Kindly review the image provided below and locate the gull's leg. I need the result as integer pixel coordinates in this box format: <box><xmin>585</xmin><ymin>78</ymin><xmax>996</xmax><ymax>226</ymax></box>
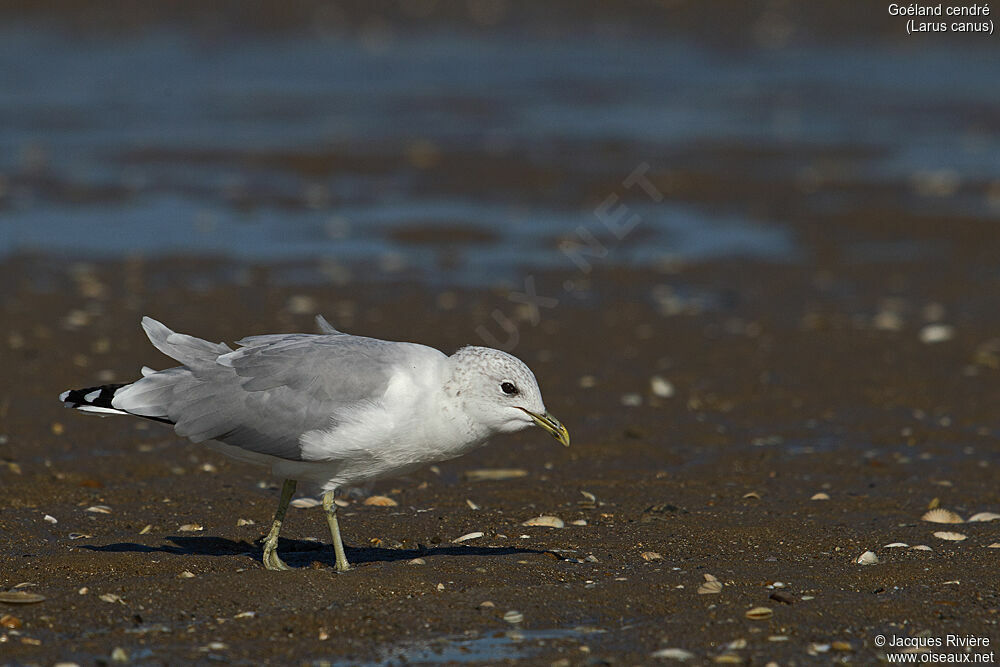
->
<box><xmin>262</xmin><ymin>478</ymin><xmax>297</xmax><ymax>571</ymax></box>
<box><xmin>322</xmin><ymin>490</ymin><xmax>350</xmax><ymax>572</ymax></box>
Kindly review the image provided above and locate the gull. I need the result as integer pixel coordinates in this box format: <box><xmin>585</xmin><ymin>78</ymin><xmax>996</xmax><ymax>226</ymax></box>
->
<box><xmin>59</xmin><ymin>316</ymin><xmax>569</xmax><ymax>571</ymax></box>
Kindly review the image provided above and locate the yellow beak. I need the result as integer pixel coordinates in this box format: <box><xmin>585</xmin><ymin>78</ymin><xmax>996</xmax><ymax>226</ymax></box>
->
<box><xmin>522</xmin><ymin>409</ymin><xmax>570</xmax><ymax>447</ymax></box>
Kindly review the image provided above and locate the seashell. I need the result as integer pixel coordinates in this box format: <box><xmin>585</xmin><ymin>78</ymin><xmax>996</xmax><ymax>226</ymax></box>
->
<box><xmin>742</xmin><ymin>492</ymin><xmax>761</xmax><ymax>500</ymax></box>
<box><xmin>571</xmin><ymin>519</ymin><xmax>588</xmax><ymax>526</ymax></box>
<box><xmin>810</xmin><ymin>492</ymin><xmax>830</xmax><ymax>501</ymax></box>
<box><xmin>363</xmin><ymin>495</ymin><xmax>398</xmax><ymax>507</ymax></box>
<box><xmin>910</xmin><ymin>545</ymin><xmax>932</xmax><ymax>551</ymax></box>
<box><xmin>502</xmin><ymin>610</ymin><xmax>524</xmax><ymax>624</ymax></box>
<box><xmin>698</xmin><ymin>580</ymin><xmax>723</xmax><ymax>595</ymax></box>
<box><xmin>921</xmin><ymin>509</ymin><xmax>963</xmax><ymax>524</ymax></box>
<box><xmin>139</xmin><ymin>524</ymin><xmax>153</xmax><ymax>534</ymax></box>
<box><xmin>967</xmin><ymin>512</ymin><xmax>1000</xmax><ymax>522</ymax></box>
<box><xmin>884</xmin><ymin>542</ymin><xmax>909</xmax><ymax>548</ymax></box>
<box><xmin>522</xmin><ymin>515</ymin><xmax>564</xmax><ymax>528</ymax></box>
<box><xmin>0</xmin><ymin>591</ymin><xmax>46</xmax><ymax>604</ymax></box>
<box><xmin>855</xmin><ymin>550</ymin><xmax>878</xmax><ymax>565</ymax></box>
<box><xmin>465</xmin><ymin>499</ymin><xmax>480</xmax><ymax>510</ymax></box>
<box><xmin>99</xmin><ymin>593</ymin><xmax>123</xmax><ymax>604</ymax></box>
<box><xmin>641</xmin><ymin>551</ymin><xmax>662</xmax><ymax>561</ymax></box>
<box><xmin>85</xmin><ymin>505</ymin><xmax>112</xmax><ymax>514</ymax></box>
<box><xmin>463</xmin><ymin>468</ymin><xmax>528</xmax><ymax>482</ymax></box>
<box><xmin>178</xmin><ymin>523</ymin><xmax>203</xmax><ymax>532</ymax></box>
<box><xmin>290</xmin><ymin>498</ymin><xmax>322</xmax><ymax>508</ymax></box>
<box><xmin>650</xmin><ymin>376</ymin><xmax>675</xmax><ymax>398</ymax></box>
<box><xmin>177</xmin><ymin>571</ymin><xmax>196</xmax><ymax>579</ymax></box>
<box><xmin>933</xmin><ymin>531</ymin><xmax>967</xmax><ymax>541</ymax></box>
<box><xmin>408</xmin><ymin>558</ymin><xmax>426</xmax><ymax>565</ymax></box>
<box><xmin>650</xmin><ymin>648</ymin><xmax>695</xmax><ymax>661</ymax></box>
<box><xmin>452</xmin><ymin>531</ymin><xmax>483</xmax><ymax>543</ymax></box>
<box><xmin>987</xmin><ymin>543</ymin><xmax>1000</xmax><ymax>548</ymax></box>
<box><xmin>745</xmin><ymin>606</ymin><xmax>773</xmax><ymax>620</ymax></box>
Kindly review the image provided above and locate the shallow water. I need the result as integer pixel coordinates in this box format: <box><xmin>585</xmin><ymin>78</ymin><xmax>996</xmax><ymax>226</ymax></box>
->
<box><xmin>2</xmin><ymin>23</ymin><xmax>996</xmax><ymax>284</ymax></box>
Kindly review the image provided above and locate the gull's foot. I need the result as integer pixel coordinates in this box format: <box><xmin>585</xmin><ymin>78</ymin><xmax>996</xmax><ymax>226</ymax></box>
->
<box><xmin>262</xmin><ymin>544</ymin><xmax>291</xmax><ymax>571</ymax></box>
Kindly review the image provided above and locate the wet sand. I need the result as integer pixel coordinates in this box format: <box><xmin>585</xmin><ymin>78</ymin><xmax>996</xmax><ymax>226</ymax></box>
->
<box><xmin>2</xmin><ymin>235</ymin><xmax>1000</xmax><ymax>664</ymax></box>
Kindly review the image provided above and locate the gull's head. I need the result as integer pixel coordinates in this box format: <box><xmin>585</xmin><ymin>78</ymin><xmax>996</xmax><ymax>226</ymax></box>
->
<box><xmin>446</xmin><ymin>346</ymin><xmax>569</xmax><ymax>447</ymax></box>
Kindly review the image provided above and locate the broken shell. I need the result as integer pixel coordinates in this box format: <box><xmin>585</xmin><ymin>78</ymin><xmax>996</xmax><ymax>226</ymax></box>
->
<box><xmin>922</xmin><ymin>509</ymin><xmax>963</xmax><ymax>524</ymax></box>
<box><xmin>99</xmin><ymin>593</ymin><xmax>123</xmax><ymax>604</ymax></box>
<box><xmin>0</xmin><ymin>614</ymin><xmax>22</xmax><ymax>629</ymax></box>
<box><xmin>987</xmin><ymin>543</ymin><xmax>1000</xmax><ymax>548</ymax></box>
<box><xmin>910</xmin><ymin>545</ymin><xmax>933</xmax><ymax>551</ymax></box>
<box><xmin>522</xmin><ymin>515</ymin><xmax>564</xmax><ymax>528</ymax></box>
<box><xmin>641</xmin><ymin>551</ymin><xmax>663</xmax><ymax>561</ymax></box>
<box><xmin>452</xmin><ymin>531</ymin><xmax>484</xmax><ymax>543</ymax></box>
<box><xmin>742</xmin><ymin>492</ymin><xmax>761</xmax><ymax>500</ymax></box>
<box><xmin>364</xmin><ymin>495</ymin><xmax>398</xmax><ymax>507</ymax></box>
<box><xmin>43</xmin><ymin>514</ymin><xmax>58</xmax><ymax>524</ymax></box>
<box><xmin>177</xmin><ymin>571</ymin><xmax>196</xmax><ymax>579</ymax></box>
<box><xmin>139</xmin><ymin>524</ymin><xmax>153</xmax><ymax>534</ymax></box>
<box><xmin>698</xmin><ymin>580</ymin><xmax>723</xmax><ymax>595</ymax></box>
<box><xmin>933</xmin><ymin>531</ymin><xmax>967</xmax><ymax>541</ymax></box>
<box><xmin>0</xmin><ymin>591</ymin><xmax>46</xmax><ymax>604</ymax></box>
<box><xmin>85</xmin><ymin>505</ymin><xmax>112</xmax><ymax>514</ymax></box>
<box><xmin>290</xmin><ymin>498</ymin><xmax>322</xmax><ymax>508</ymax></box>
<box><xmin>855</xmin><ymin>551</ymin><xmax>879</xmax><ymax>565</ymax></box>
<box><xmin>408</xmin><ymin>558</ymin><xmax>426</xmax><ymax>565</ymax></box>
<box><xmin>968</xmin><ymin>512</ymin><xmax>1000</xmax><ymax>522</ymax></box>
<box><xmin>884</xmin><ymin>542</ymin><xmax>909</xmax><ymax>548</ymax></box>
<box><xmin>465</xmin><ymin>499</ymin><xmax>480</xmax><ymax>510</ymax></box>
<box><xmin>745</xmin><ymin>606</ymin><xmax>773</xmax><ymax>620</ymax></box>
<box><xmin>178</xmin><ymin>524</ymin><xmax>203</xmax><ymax>532</ymax></box>
<box><xmin>810</xmin><ymin>492</ymin><xmax>830</xmax><ymax>501</ymax></box>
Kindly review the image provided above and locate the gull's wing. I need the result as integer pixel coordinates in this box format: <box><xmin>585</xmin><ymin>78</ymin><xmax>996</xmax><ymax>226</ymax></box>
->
<box><xmin>112</xmin><ymin>317</ymin><xmax>441</xmax><ymax>461</ymax></box>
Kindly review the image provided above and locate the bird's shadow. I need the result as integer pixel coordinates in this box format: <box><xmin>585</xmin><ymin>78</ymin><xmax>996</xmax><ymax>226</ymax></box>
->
<box><xmin>81</xmin><ymin>535</ymin><xmax>545</xmax><ymax>568</ymax></box>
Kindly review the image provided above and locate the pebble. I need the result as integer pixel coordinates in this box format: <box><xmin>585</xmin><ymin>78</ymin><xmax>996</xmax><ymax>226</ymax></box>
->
<box><xmin>364</xmin><ymin>495</ymin><xmax>398</xmax><ymax>507</ymax></box>
<box><xmin>503</xmin><ymin>610</ymin><xmax>524</xmax><ymax>624</ymax></box>
<box><xmin>43</xmin><ymin>514</ymin><xmax>57</xmax><ymax>524</ymax></box>
<box><xmin>236</xmin><ymin>518</ymin><xmax>254</xmax><ymax>526</ymax></box>
<box><xmin>110</xmin><ymin>648</ymin><xmax>129</xmax><ymax>663</ymax></box>
<box><xmin>452</xmin><ymin>532</ymin><xmax>484</xmax><ymax>543</ymax></box>
<box><xmin>571</xmin><ymin>519</ymin><xmax>588</xmax><ymax>526</ymax></box>
<box><xmin>99</xmin><ymin>594</ymin><xmax>124</xmax><ymax>604</ymax></box>
<box><xmin>650</xmin><ymin>376</ymin><xmax>675</xmax><ymax>398</ymax></box>
<box><xmin>522</xmin><ymin>515</ymin><xmax>564</xmax><ymax>528</ymax></box>
<box><xmin>855</xmin><ymin>550</ymin><xmax>878</xmax><ymax>565</ymax></box>
<box><xmin>408</xmin><ymin>558</ymin><xmax>426</xmax><ymax>565</ymax></box>
<box><xmin>769</xmin><ymin>591</ymin><xmax>795</xmax><ymax>605</ymax></box>
<box><xmin>810</xmin><ymin>492</ymin><xmax>830</xmax><ymax>501</ymax></box>
<box><xmin>579</xmin><ymin>375</ymin><xmax>597</xmax><ymax>388</ymax></box>
<box><xmin>1</xmin><ymin>614</ymin><xmax>22</xmax><ymax>629</ymax></box>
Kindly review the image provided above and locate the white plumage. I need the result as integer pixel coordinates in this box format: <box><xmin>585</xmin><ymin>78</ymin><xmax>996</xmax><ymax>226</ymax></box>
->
<box><xmin>61</xmin><ymin>316</ymin><xmax>569</xmax><ymax>571</ymax></box>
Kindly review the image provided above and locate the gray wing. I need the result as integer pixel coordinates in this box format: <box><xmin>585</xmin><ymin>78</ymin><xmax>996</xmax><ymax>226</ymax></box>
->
<box><xmin>112</xmin><ymin>317</ymin><xmax>428</xmax><ymax>461</ymax></box>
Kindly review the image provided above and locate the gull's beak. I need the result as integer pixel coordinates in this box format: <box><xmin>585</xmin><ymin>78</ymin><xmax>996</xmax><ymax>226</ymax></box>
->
<box><xmin>521</xmin><ymin>408</ymin><xmax>570</xmax><ymax>447</ymax></box>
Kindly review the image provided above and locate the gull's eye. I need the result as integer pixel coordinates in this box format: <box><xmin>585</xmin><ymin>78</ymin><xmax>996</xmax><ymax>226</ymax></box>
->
<box><xmin>500</xmin><ymin>382</ymin><xmax>518</xmax><ymax>396</ymax></box>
